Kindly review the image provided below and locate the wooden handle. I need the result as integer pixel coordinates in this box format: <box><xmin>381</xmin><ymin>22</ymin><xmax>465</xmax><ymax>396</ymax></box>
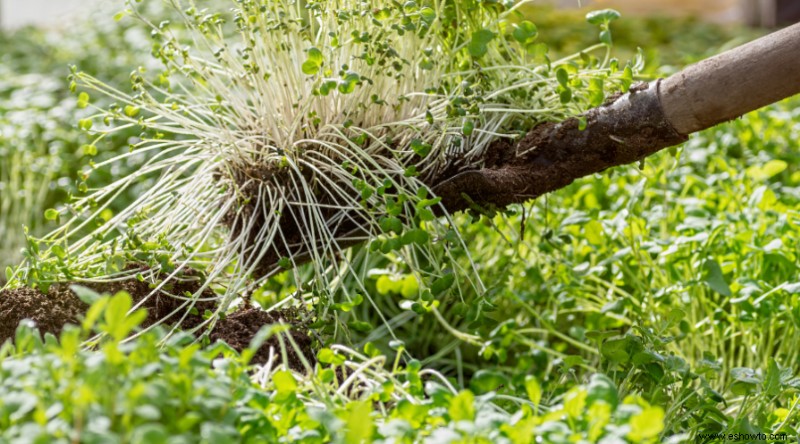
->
<box><xmin>660</xmin><ymin>21</ymin><xmax>800</xmax><ymax>135</ymax></box>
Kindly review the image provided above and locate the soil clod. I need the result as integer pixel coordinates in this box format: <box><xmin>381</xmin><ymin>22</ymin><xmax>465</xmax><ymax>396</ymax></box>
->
<box><xmin>0</xmin><ymin>281</ymin><xmax>314</xmax><ymax>369</ymax></box>
<box><xmin>0</xmin><ymin>285</ymin><xmax>87</xmax><ymax>343</ymax></box>
<box><xmin>210</xmin><ymin>307</ymin><xmax>313</xmax><ymax>371</ymax></box>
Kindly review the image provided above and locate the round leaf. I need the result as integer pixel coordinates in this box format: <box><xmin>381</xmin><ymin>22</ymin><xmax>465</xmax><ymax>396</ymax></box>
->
<box><xmin>586</xmin><ymin>9</ymin><xmax>621</xmax><ymax>25</ymax></box>
<box><xmin>512</xmin><ymin>21</ymin><xmax>538</xmax><ymax>44</ymax></box>
<box><xmin>468</xmin><ymin>29</ymin><xmax>495</xmax><ymax>57</ymax></box>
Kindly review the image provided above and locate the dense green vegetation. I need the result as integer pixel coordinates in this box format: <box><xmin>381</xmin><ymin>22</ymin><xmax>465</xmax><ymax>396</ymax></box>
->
<box><xmin>1</xmin><ymin>1</ymin><xmax>798</xmax><ymax>442</ymax></box>
<box><xmin>0</xmin><ymin>2</ymin><xmax>164</xmax><ymax>271</ymax></box>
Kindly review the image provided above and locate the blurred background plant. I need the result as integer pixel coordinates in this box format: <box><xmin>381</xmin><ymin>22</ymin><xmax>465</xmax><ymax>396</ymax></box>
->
<box><xmin>0</xmin><ymin>2</ymin><xmax>179</xmax><ymax>279</ymax></box>
<box><xmin>1</xmin><ymin>1</ymin><xmax>799</xmax><ymax>441</ymax></box>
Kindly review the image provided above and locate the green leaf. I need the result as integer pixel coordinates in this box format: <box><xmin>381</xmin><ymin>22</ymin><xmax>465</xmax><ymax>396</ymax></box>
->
<box><xmin>586</xmin><ymin>9</ymin><xmax>621</xmax><ymax>25</ymax></box>
<box><xmin>600</xmin><ymin>337</ymin><xmax>631</xmax><ymax>363</ymax></box>
<box><xmin>344</xmin><ymin>401</ymin><xmax>374</xmax><ymax>444</ymax></box>
<box><xmin>468</xmin><ymin>29</ymin><xmax>495</xmax><ymax>58</ymax></box>
<box><xmin>124</xmin><ymin>310</ymin><xmax>147</xmax><ymax>337</ymax></box>
<box><xmin>77</xmin><ymin>92</ymin><xmax>90</xmax><ymax>108</ymax></box>
<box><xmin>764</xmin><ymin>359</ymin><xmax>781</xmax><ymax>396</ymax></box>
<box><xmin>302</xmin><ymin>60</ymin><xmax>320</xmax><ymax>75</ymax></box>
<box><xmin>277</xmin><ymin>257</ymin><xmax>292</xmax><ymax>269</ymax></box>
<box><xmin>402</xmin><ymin>1</ymin><xmax>419</xmax><ymax>13</ymax></box>
<box><xmin>302</xmin><ymin>47</ymin><xmax>324</xmax><ymax>75</ymax></box>
<box><xmin>448</xmin><ymin>390</ymin><xmax>475</xmax><ymax>421</ymax></box>
<box><xmin>702</xmin><ymin>259</ymin><xmax>731</xmax><ymax>297</ymax></box>
<box><xmin>82</xmin><ymin>144</ymin><xmax>98</xmax><ymax>156</ymax></box>
<box><xmin>363</xmin><ymin>342</ymin><xmax>380</xmax><ymax>358</ymax></box>
<box><xmin>44</xmin><ymin>208</ymin><xmax>59</xmax><ymax>221</ymax></box>
<box><xmin>78</xmin><ymin>118</ymin><xmax>93</xmax><ymax>131</ymax></box>
<box><xmin>430</xmin><ymin>274</ymin><xmax>455</xmax><ymax>295</ymax></box>
<box><xmin>376</xmin><ymin>275</ymin><xmax>401</xmax><ymax>295</ymax></box>
<box><xmin>400</xmin><ymin>275</ymin><xmax>419</xmax><ymax>298</ymax></box>
<box><xmin>103</xmin><ymin>291</ymin><xmax>135</xmax><ymax>340</ymax></box>
<box><xmin>583</xmin><ymin>219</ymin><xmax>604</xmax><ymax>244</ymax></box>
<box><xmin>564</xmin><ymin>387</ymin><xmax>587</xmax><ymax>418</ymax></box>
<box><xmin>348</xmin><ymin>321</ymin><xmax>372</xmax><ymax>333</ymax></box>
<box><xmin>318</xmin><ymin>348</ymin><xmax>345</xmax><ymax>365</ymax></box>
<box><xmin>70</xmin><ymin>285</ymin><xmax>102</xmax><ymax>305</ymax></box>
<box><xmin>380</xmin><ymin>238</ymin><xmax>401</xmax><ymax>254</ymax></box>
<box><xmin>559</xmin><ymin>88</ymin><xmax>572</xmax><ymax>104</ymax></box>
<box><xmin>746</xmin><ymin>159</ymin><xmax>787</xmax><ymax>181</ymax></box>
<box><xmin>524</xmin><ymin>375</ymin><xmax>542</xmax><ymax>407</ymax></box>
<box><xmin>461</xmin><ymin>120</ymin><xmax>474</xmax><ymax>136</ymax></box>
<box><xmin>627</xmin><ymin>406</ymin><xmax>665</xmax><ymax>441</ymax></box>
<box><xmin>400</xmin><ymin>229</ymin><xmax>429</xmax><ymax>246</ymax></box>
<box><xmin>319</xmin><ymin>80</ymin><xmax>336</xmax><ymax>95</ymax></box>
<box><xmin>563</xmin><ymin>355</ymin><xmax>586</xmax><ymax>369</ymax></box>
<box><xmin>599</xmin><ymin>29</ymin><xmax>612</xmax><ymax>45</ymax></box>
<box><xmin>379</xmin><ymin>216</ymin><xmax>403</xmax><ymax>235</ymax></box>
<box><xmin>300</xmin><ymin>60</ymin><xmax>318</xmax><ymax>75</ymax></box>
<box><xmin>307</xmin><ymin>47</ymin><xmax>323</xmax><ymax>64</ymax></box>
<box><xmin>512</xmin><ymin>21</ymin><xmax>538</xmax><ymax>44</ymax></box>
<box><xmin>469</xmin><ymin>370</ymin><xmax>508</xmax><ymax>394</ymax></box>
<box><xmin>82</xmin><ymin>297</ymin><xmax>109</xmax><ymax>331</ymax></box>
<box><xmin>124</xmin><ymin>105</ymin><xmax>140</xmax><ymax>117</ymax></box>
<box><xmin>425</xmin><ymin>110</ymin><xmax>434</xmax><ymax>124</ymax></box>
<box><xmin>527</xmin><ymin>42</ymin><xmax>548</xmax><ymax>60</ymax></box>
<box><xmin>731</xmin><ymin>367</ymin><xmax>762</xmax><ymax>389</ymax></box>
<box><xmin>577</xmin><ymin>116</ymin><xmax>587</xmax><ymax>131</ymax></box>
<box><xmin>666</xmin><ymin>308</ymin><xmax>686</xmax><ymax>328</ymax></box>
<box><xmin>621</xmin><ymin>65</ymin><xmax>633</xmax><ymax>90</ymax></box>
<box><xmin>272</xmin><ymin>370</ymin><xmax>297</xmax><ymax>397</ymax></box>
<box><xmin>410</xmin><ymin>139</ymin><xmax>432</xmax><ymax>157</ymax></box>
<box><xmin>419</xmin><ymin>7</ymin><xmax>436</xmax><ymax>23</ymax></box>
<box><xmin>588</xmin><ymin>77</ymin><xmax>605</xmax><ymax>107</ymax></box>
<box><xmin>338</xmin><ymin>72</ymin><xmax>359</xmax><ymax>94</ymax></box>
<box><xmin>373</xmin><ymin>8</ymin><xmax>391</xmax><ymax>21</ymax></box>
<box><xmin>319</xmin><ymin>368</ymin><xmax>335</xmax><ymax>383</ymax></box>
<box><xmin>555</xmin><ymin>68</ymin><xmax>569</xmax><ymax>87</ymax></box>
<box><xmin>587</xmin><ymin>374</ymin><xmax>618</xmax><ymax>408</ymax></box>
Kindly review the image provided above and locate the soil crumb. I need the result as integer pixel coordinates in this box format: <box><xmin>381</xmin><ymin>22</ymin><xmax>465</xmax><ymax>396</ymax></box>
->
<box><xmin>0</xmin><ymin>281</ymin><xmax>314</xmax><ymax>369</ymax></box>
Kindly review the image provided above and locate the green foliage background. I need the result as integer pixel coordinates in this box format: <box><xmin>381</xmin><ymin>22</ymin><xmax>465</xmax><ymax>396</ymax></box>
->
<box><xmin>0</xmin><ymin>3</ymin><xmax>167</xmax><ymax>272</ymax></box>
<box><xmin>1</xmin><ymin>2</ymin><xmax>799</xmax><ymax>443</ymax></box>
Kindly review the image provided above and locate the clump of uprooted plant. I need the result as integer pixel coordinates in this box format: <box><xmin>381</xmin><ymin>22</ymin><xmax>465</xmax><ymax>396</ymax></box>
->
<box><xmin>10</xmin><ymin>0</ymin><xmax>636</xmax><ymax>333</ymax></box>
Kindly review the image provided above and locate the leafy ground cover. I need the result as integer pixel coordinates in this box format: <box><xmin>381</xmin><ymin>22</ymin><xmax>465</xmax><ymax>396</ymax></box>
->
<box><xmin>1</xmin><ymin>1</ymin><xmax>799</xmax><ymax>443</ymax></box>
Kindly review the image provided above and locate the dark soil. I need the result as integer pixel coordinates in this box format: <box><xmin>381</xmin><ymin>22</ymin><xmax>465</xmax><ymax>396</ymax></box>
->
<box><xmin>209</xmin><ymin>307</ymin><xmax>313</xmax><ymax>371</ymax></box>
<box><xmin>0</xmin><ymin>279</ymin><xmax>315</xmax><ymax>369</ymax></box>
<box><xmin>0</xmin><ymin>285</ymin><xmax>87</xmax><ymax>342</ymax></box>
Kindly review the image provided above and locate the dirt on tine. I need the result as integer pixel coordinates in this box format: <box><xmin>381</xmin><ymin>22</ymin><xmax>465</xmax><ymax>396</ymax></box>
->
<box><xmin>0</xmin><ymin>280</ymin><xmax>313</xmax><ymax>368</ymax></box>
<box><xmin>431</xmin><ymin>82</ymin><xmax>688</xmax><ymax>212</ymax></box>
